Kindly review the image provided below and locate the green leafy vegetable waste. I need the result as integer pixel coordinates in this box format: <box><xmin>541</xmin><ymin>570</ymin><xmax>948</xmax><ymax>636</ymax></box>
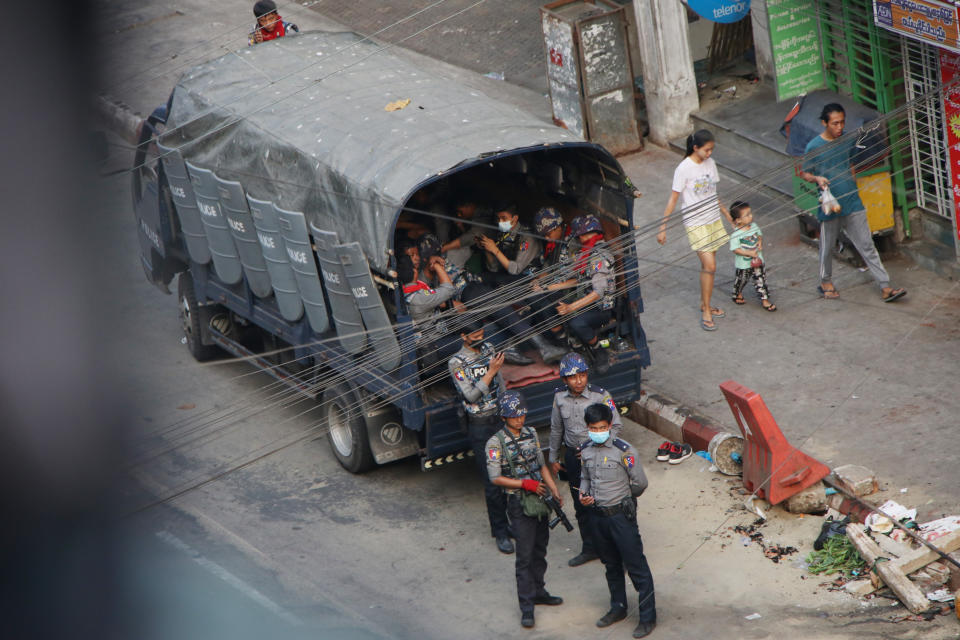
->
<box><xmin>806</xmin><ymin>536</ymin><xmax>866</xmax><ymax>576</ymax></box>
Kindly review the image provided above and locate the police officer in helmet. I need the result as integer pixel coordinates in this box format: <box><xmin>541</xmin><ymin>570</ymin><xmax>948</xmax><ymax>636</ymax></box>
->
<box><xmin>486</xmin><ymin>391</ymin><xmax>564</xmax><ymax>628</ymax></box>
<box><xmin>554</xmin><ymin>215</ymin><xmax>617</xmax><ymax>373</ymax></box>
<box><xmin>579</xmin><ymin>403</ymin><xmax>656</xmax><ymax>638</ymax></box>
<box><xmin>548</xmin><ymin>352</ymin><xmax>622</xmax><ymax>567</ymax></box>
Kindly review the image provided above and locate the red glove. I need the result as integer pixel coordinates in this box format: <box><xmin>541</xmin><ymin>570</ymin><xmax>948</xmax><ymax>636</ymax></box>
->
<box><xmin>750</xmin><ymin>257</ymin><xmax>763</xmax><ymax>269</ymax></box>
<box><xmin>521</xmin><ymin>479</ymin><xmax>541</xmax><ymax>493</ymax></box>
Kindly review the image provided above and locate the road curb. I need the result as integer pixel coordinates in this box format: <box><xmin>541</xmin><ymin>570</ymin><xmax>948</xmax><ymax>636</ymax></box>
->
<box><xmin>628</xmin><ymin>387</ymin><xmax>728</xmax><ymax>452</ymax></box>
<box><xmin>629</xmin><ymin>388</ymin><xmax>884</xmax><ymax>523</ymax></box>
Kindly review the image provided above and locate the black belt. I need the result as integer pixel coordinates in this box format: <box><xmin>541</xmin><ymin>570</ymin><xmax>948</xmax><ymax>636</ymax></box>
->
<box><xmin>594</xmin><ymin>504</ymin><xmax>624</xmax><ymax>517</ymax></box>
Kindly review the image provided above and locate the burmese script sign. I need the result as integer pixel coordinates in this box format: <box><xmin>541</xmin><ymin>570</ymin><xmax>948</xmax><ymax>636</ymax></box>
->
<box><xmin>768</xmin><ymin>0</ymin><xmax>826</xmax><ymax>102</ymax></box>
<box><xmin>873</xmin><ymin>0</ymin><xmax>960</xmax><ymax>53</ymax></box>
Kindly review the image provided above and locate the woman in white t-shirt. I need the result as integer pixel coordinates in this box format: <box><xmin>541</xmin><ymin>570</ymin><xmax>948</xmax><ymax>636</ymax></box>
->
<box><xmin>656</xmin><ymin>129</ymin><xmax>733</xmax><ymax>331</ymax></box>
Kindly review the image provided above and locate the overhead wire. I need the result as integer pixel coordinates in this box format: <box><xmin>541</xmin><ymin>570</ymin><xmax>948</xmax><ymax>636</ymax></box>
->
<box><xmin>124</xmin><ymin>91</ymin><xmax>948</xmax><ymax>474</ymax></box>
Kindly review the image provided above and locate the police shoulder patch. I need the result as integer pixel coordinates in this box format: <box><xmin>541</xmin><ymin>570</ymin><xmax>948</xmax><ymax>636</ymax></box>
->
<box><xmin>622</xmin><ymin>454</ymin><xmax>635</xmax><ymax>468</ymax></box>
<box><xmin>488</xmin><ymin>447</ymin><xmax>500</xmax><ymax>461</ymax></box>
<box><xmin>454</xmin><ymin>369</ymin><xmax>466</xmax><ymax>381</ymax></box>
<box><xmin>605</xmin><ymin>395</ymin><xmax>617</xmax><ymax>412</ymax></box>
<box><xmin>521</xmin><ymin>240</ymin><xmax>530</xmax><ymax>252</ymax></box>
<box><xmin>611</xmin><ymin>438</ymin><xmax>630</xmax><ymax>452</ymax></box>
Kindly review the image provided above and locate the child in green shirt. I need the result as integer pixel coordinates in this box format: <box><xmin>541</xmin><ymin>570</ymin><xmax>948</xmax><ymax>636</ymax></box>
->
<box><xmin>729</xmin><ymin>202</ymin><xmax>776</xmax><ymax>311</ymax></box>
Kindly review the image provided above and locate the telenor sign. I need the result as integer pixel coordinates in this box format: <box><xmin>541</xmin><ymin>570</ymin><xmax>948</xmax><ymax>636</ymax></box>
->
<box><xmin>686</xmin><ymin>0</ymin><xmax>752</xmax><ymax>23</ymax></box>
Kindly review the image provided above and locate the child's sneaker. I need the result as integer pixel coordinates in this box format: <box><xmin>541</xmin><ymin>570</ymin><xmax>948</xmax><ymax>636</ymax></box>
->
<box><xmin>656</xmin><ymin>441</ymin><xmax>672</xmax><ymax>461</ymax></box>
<box><xmin>668</xmin><ymin>443</ymin><xmax>693</xmax><ymax>465</ymax></box>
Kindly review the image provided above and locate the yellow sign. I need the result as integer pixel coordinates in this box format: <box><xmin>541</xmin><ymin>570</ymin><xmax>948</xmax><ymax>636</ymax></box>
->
<box><xmin>856</xmin><ymin>171</ymin><xmax>895</xmax><ymax>232</ymax></box>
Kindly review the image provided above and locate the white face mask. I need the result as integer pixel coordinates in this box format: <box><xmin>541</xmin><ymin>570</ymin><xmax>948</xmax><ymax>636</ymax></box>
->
<box><xmin>498</xmin><ymin>220</ymin><xmax>513</xmax><ymax>232</ymax></box>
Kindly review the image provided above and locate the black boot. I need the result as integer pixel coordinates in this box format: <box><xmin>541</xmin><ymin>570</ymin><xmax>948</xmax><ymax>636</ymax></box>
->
<box><xmin>530</xmin><ymin>334</ymin><xmax>565</xmax><ymax>364</ymax></box>
<box><xmin>589</xmin><ymin>343</ymin><xmax>610</xmax><ymax>374</ymax></box>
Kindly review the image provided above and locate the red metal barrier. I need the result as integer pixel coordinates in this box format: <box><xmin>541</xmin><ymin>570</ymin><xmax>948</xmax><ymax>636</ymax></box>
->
<box><xmin>719</xmin><ymin>380</ymin><xmax>830</xmax><ymax>505</ymax></box>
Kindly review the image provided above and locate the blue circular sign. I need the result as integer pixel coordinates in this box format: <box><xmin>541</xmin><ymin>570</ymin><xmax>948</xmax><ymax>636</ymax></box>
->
<box><xmin>686</xmin><ymin>0</ymin><xmax>751</xmax><ymax>24</ymax></box>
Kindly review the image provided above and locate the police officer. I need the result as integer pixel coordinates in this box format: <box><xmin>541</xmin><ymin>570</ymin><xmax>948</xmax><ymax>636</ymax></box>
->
<box><xmin>478</xmin><ymin>203</ymin><xmax>541</xmax><ymax>287</ymax></box>
<box><xmin>486</xmin><ymin>391</ymin><xmax>564</xmax><ymax>628</ymax></box>
<box><xmin>422</xmin><ymin>233</ymin><xmax>564</xmax><ymax>365</ymax></box>
<box><xmin>548</xmin><ymin>352</ymin><xmax>622</xmax><ymax>567</ymax></box>
<box><xmin>579</xmin><ymin>403</ymin><xmax>656</xmax><ymax>638</ymax></box>
<box><xmin>398</xmin><ymin>253</ymin><xmax>460</xmax><ymax>363</ymax></box>
<box><xmin>448</xmin><ymin>321</ymin><xmax>513</xmax><ymax>553</ymax></box>
<box><xmin>554</xmin><ymin>215</ymin><xmax>617</xmax><ymax>372</ymax></box>
<box><xmin>528</xmin><ymin>207</ymin><xmax>576</xmax><ymax>343</ymax></box>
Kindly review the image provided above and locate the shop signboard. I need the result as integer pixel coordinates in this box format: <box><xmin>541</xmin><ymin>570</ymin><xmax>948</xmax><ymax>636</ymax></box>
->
<box><xmin>940</xmin><ymin>50</ymin><xmax>960</xmax><ymax>251</ymax></box>
<box><xmin>873</xmin><ymin>0</ymin><xmax>960</xmax><ymax>53</ymax></box>
<box><xmin>686</xmin><ymin>0</ymin><xmax>752</xmax><ymax>23</ymax></box>
<box><xmin>767</xmin><ymin>0</ymin><xmax>826</xmax><ymax>102</ymax></box>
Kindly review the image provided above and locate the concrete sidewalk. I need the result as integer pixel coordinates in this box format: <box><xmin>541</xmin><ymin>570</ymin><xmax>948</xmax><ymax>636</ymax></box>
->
<box><xmin>99</xmin><ymin>0</ymin><xmax>959</xmax><ymax>519</ymax></box>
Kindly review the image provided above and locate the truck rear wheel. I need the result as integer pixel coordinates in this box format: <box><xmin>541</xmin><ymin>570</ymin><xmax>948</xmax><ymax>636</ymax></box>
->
<box><xmin>178</xmin><ymin>273</ymin><xmax>221</xmax><ymax>362</ymax></box>
<box><xmin>322</xmin><ymin>383</ymin><xmax>375</xmax><ymax>473</ymax></box>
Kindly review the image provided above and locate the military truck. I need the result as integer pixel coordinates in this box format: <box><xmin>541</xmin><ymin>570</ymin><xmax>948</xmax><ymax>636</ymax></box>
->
<box><xmin>131</xmin><ymin>30</ymin><xmax>650</xmax><ymax>473</ymax></box>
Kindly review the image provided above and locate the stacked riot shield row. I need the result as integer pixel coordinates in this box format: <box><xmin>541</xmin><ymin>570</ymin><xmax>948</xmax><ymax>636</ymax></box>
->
<box><xmin>157</xmin><ymin>142</ymin><xmax>400</xmax><ymax>370</ymax></box>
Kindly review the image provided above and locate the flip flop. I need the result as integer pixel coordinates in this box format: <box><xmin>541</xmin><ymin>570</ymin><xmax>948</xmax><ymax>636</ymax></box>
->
<box><xmin>732</xmin><ymin>294</ymin><xmax>746</xmax><ymax>305</ymax></box>
<box><xmin>762</xmin><ymin>301</ymin><xmax>777</xmax><ymax>312</ymax></box>
<box><xmin>710</xmin><ymin>307</ymin><xmax>725</xmax><ymax>318</ymax></box>
<box><xmin>817</xmin><ymin>285</ymin><xmax>840</xmax><ymax>299</ymax></box>
<box><xmin>882</xmin><ymin>288</ymin><xmax>907</xmax><ymax>303</ymax></box>
<box><xmin>700</xmin><ymin>317</ymin><xmax>717</xmax><ymax>331</ymax></box>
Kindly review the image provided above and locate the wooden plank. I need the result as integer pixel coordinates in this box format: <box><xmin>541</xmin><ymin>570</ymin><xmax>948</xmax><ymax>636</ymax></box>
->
<box><xmin>854</xmin><ymin>530</ymin><xmax>960</xmax><ymax>597</ymax></box>
<box><xmin>874</xmin><ymin>533</ymin><xmax>913</xmax><ymax>559</ymax></box>
<box><xmin>894</xmin><ymin>530</ymin><xmax>960</xmax><ymax>575</ymax></box>
<box><xmin>847</xmin><ymin>524</ymin><xmax>931</xmax><ymax>614</ymax></box>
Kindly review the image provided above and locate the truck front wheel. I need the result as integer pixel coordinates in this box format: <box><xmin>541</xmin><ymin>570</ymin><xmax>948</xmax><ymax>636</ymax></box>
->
<box><xmin>322</xmin><ymin>383</ymin><xmax>375</xmax><ymax>473</ymax></box>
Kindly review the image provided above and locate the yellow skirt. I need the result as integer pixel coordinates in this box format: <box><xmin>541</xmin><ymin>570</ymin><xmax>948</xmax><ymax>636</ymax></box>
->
<box><xmin>685</xmin><ymin>219</ymin><xmax>728</xmax><ymax>252</ymax></box>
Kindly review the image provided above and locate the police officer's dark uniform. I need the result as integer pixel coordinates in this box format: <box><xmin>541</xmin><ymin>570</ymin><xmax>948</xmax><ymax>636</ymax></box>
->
<box><xmin>448</xmin><ymin>336</ymin><xmax>512</xmax><ymax>553</ymax></box>
<box><xmin>482</xmin><ymin>218</ymin><xmax>541</xmax><ymax>288</ymax></box>
<box><xmin>548</xmin><ymin>352</ymin><xmax>622</xmax><ymax>566</ymax></box>
<box><xmin>527</xmin><ymin>207</ymin><xmax>577</xmax><ymax>335</ymax></box>
<box><xmin>580</xmin><ymin>412</ymin><xmax>656</xmax><ymax>638</ymax></box>
<box><xmin>486</xmin><ymin>391</ymin><xmax>563</xmax><ymax>628</ymax></box>
<box><xmin>566</xmin><ymin>216</ymin><xmax>616</xmax><ymax>347</ymax></box>
<box><xmin>399</xmin><ymin>255</ymin><xmax>460</xmax><ymax>363</ymax></box>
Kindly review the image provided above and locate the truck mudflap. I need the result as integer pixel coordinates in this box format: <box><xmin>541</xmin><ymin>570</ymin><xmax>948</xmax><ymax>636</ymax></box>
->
<box><xmin>312</xmin><ymin>227</ymin><xmax>367</xmax><ymax>355</ymax></box>
<box><xmin>336</xmin><ymin>242</ymin><xmax>401</xmax><ymax>371</ymax></box>
<box><xmin>214</xmin><ymin>175</ymin><xmax>274</xmax><ymax>298</ymax></box>
<box><xmin>246</xmin><ymin>196</ymin><xmax>304</xmax><ymax>322</ymax></box>
<box><xmin>363</xmin><ymin>398</ymin><xmax>420</xmax><ymax>465</ymax></box>
<box><xmin>156</xmin><ymin>142</ymin><xmax>211</xmax><ymax>265</ymax></box>
<box><xmin>275</xmin><ymin>206</ymin><xmax>331</xmax><ymax>334</ymax></box>
<box><xmin>185</xmin><ymin>162</ymin><xmax>244</xmax><ymax>285</ymax></box>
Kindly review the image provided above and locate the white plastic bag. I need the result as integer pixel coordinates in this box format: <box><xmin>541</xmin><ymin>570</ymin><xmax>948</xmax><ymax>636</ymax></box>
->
<box><xmin>819</xmin><ymin>186</ymin><xmax>841</xmax><ymax>216</ymax></box>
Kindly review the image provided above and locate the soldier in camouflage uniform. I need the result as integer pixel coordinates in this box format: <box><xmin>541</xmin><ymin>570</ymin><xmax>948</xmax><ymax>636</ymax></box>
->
<box><xmin>548</xmin><ymin>352</ymin><xmax>622</xmax><ymax>567</ymax></box>
<box><xmin>487</xmin><ymin>391</ymin><xmax>564</xmax><ymax>628</ymax></box>
<box><xmin>448</xmin><ymin>321</ymin><xmax>512</xmax><ymax>553</ymax></box>
<box><xmin>579</xmin><ymin>403</ymin><xmax>656</xmax><ymax>638</ymax></box>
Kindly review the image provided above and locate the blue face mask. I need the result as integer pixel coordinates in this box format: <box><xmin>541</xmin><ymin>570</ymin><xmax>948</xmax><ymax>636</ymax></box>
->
<box><xmin>498</xmin><ymin>220</ymin><xmax>513</xmax><ymax>232</ymax></box>
<box><xmin>588</xmin><ymin>430</ymin><xmax>609</xmax><ymax>444</ymax></box>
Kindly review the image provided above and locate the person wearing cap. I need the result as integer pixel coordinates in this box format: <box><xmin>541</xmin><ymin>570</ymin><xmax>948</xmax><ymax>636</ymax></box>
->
<box><xmin>420</xmin><ymin>233</ymin><xmax>564</xmax><ymax>365</ymax></box>
<box><xmin>546</xmin><ymin>215</ymin><xmax>617</xmax><ymax>372</ymax></box>
<box><xmin>478</xmin><ymin>203</ymin><xmax>542</xmax><ymax>287</ymax></box>
<box><xmin>248</xmin><ymin>0</ymin><xmax>298</xmax><ymax>45</ymax></box>
<box><xmin>579</xmin><ymin>402</ymin><xmax>656</xmax><ymax>638</ymax></box>
<box><xmin>486</xmin><ymin>391</ymin><xmax>564</xmax><ymax>628</ymax></box>
<box><xmin>528</xmin><ymin>207</ymin><xmax>577</xmax><ymax>344</ymax></box>
<box><xmin>548</xmin><ymin>352</ymin><xmax>622</xmax><ymax>567</ymax></box>
<box><xmin>449</xmin><ymin>321</ymin><xmax>513</xmax><ymax>553</ymax></box>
